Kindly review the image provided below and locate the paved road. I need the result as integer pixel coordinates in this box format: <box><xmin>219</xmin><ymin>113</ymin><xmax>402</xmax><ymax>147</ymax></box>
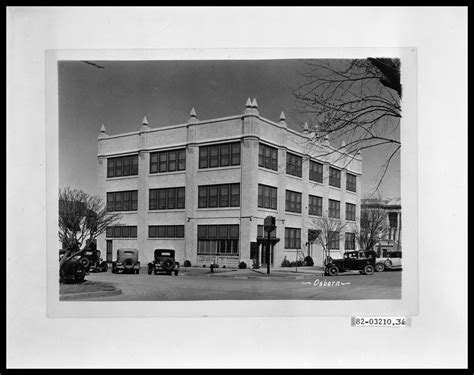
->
<box><xmin>83</xmin><ymin>267</ymin><xmax>401</xmax><ymax>301</ymax></box>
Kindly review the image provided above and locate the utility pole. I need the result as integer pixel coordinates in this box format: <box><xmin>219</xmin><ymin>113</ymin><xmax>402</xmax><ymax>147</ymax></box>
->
<box><xmin>263</xmin><ymin>216</ymin><xmax>276</xmax><ymax>275</ymax></box>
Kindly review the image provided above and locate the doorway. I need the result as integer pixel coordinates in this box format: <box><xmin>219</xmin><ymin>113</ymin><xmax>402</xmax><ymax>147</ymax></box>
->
<box><xmin>106</xmin><ymin>240</ymin><xmax>113</xmax><ymax>262</ymax></box>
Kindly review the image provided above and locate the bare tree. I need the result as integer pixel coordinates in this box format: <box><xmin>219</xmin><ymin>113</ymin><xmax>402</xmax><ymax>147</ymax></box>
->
<box><xmin>310</xmin><ymin>216</ymin><xmax>348</xmax><ymax>265</ymax></box>
<box><xmin>357</xmin><ymin>203</ymin><xmax>390</xmax><ymax>251</ymax></box>
<box><xmin>58</xmin><ymin>187</ymin><xmax>121</xmax><ymax>268</ymax></box>
<box><xmin>293</xmin><ymin>58</ymin><xmax>401</xmax><ymax>191</ymax></box>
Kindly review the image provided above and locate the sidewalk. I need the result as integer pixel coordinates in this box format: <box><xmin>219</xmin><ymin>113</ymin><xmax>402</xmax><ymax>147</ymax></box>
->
<box><xmin>60</xmin><ymin>280</ymin><xmax>122</xmax><ymax>300</ymax></box>
<box><xmin>185</xmin><ymin>266</ymin><xmax>326</xmax><ymax>279</ymax></box>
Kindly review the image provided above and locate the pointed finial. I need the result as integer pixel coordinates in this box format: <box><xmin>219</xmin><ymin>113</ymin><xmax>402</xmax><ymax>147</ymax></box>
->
<box><xmin>188</xmin><ymin>107</ymin><xmax>199</xmax><ymax>124</ymax></box>
<box><xmin>280</xmin><ymin>111</ymin><xmax>286</xmax><ymax>121</ymax></box>
<box><xmin>142</xmin><ymin>116</ymin><xmax>148</xmax><ymax>125</ymax></box>
<box><xmin>98</xmin><ymin>123</ymin><xmax>108</xmax><ymax>139</ymax></box>
<box><xmin>190</xmin><ymin>107</ymin><xmax>197</xmax><ymax>117</ymax></box>
<box><xmin>100</xmin><ymin>124</ymin><xmax>107</xmax><ymax>133</ymax></box>
<box><xmin>245</xmin><ymin>98</ymin><xmax>252</xmax><ymax>108</ymax></box>
<box><xmin>251</xmin><ymin>98</ymin><xmax>258</xmax><ymax>108</ymax></box>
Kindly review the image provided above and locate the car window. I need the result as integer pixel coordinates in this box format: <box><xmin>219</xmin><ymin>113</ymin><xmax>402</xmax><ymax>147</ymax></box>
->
<box><xmin>124</xmin><ymin>251</ymin><xmax>135</xmax><ymax>254</ymax></box>
<box><xmin>160</xmin><ymin>252</ymin><xmax>172</xmax><ymax>256</ymax></box>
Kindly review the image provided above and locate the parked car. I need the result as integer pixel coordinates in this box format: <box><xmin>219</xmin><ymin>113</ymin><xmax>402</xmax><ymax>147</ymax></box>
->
<box><xmin>148</xmin><ymin>249</ymin><xmax>180</xmax><ymax>276</ymax></box>
<box><xmin>111</xmin><ymin>248</ymin><xmax>141</xmax><ymax>274</ymax></box>
<box><xmin>375</xmin><ymin>251</ymin><xmax>402</xmax><ymax>272</ymax></box>
<box><xmin>324</xmin><ymin>250</ymin><xmax>377</xmax><ymax>276</ymax></box>
<box><xmin>59</xmin><ymin>249</ymin><xmax>86</xmax><ymax>284</ymax></box>
<box><xmin>79</xmin><ymin>248</ymin><xmax>108</xmax><ymax>273</ymax></box>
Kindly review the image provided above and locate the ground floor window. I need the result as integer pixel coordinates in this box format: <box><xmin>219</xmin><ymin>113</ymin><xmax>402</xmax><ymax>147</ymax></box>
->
<box><xmin>328</xmin><ymin>230</ymin><xmax>340</xmax><ymax>249</ymax></box>
<box><xmin>284</xmin><ymin>227</ymin><xmax>301</xmax><ymax>249</ymax></box>
<box><xmin>345</xmin><ymin>232</ymin><xmax>356</xmax><ymax>250</ymax></box>
<box><xmin>197</xmin><ymin>224</ymin><xmax>239</xmax><ymax>255</ymax></box>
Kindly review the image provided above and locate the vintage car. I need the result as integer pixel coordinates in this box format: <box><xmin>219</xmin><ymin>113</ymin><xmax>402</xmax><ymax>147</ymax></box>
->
<box><xmin>79</xmin><ymin>248</ymin><xmax>108</xmax><ymax>273</ymax></box>
<box><xmin>375</xmin><ymin>251</ymin><xmax>402</xmax><ymax>272</ymax></box>
<box><xmin>324</xmin><ymin>250</ymin><xmax>377</xmax><ymax>276</ymax></box>
<box><xmin>148</xmin><ymin>249</ymin><xmax>180</xmax><ymax>276</ymax></box>
<box><xmin>59</xmin><ymin>249</ymin><xmax>86</xmax><ymax>284</ymax></box>
<box><xmin>111</xmin><ymin>248</ymin><xmax>141</xmax><ymax>274</ymax></box>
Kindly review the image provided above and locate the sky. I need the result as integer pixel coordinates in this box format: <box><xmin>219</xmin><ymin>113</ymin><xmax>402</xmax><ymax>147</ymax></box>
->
<box><xmin>58</xmin><ymin>60</ymin><xmax>400</xmax><ymax>199</ymax></box>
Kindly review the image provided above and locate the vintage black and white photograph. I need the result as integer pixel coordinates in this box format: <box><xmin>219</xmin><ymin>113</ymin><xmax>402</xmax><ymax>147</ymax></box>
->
<box><xmin>56</xmin><ymin>57</ymin><xmax>404</xmax><ymax>302</ymax></box>
<box><xmin>7</xmin><ymin>7</ymin><xmax>467</xmax><ymax>370</ymax></box>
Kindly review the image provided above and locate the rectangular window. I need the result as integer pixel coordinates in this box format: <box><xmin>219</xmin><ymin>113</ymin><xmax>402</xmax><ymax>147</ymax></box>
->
<box><xmin>309</xmin><ymin>195</ymin><xmax>323</xmax><ymax>216</ymax></box>
<box><xmin>284</xmin><ymin>227</ymin><xmax>301</xmax><ymax>249</ymax></box>
<box><xmin>346</xmin><ymin>203</ymin><xmax>356</xmax><ymax>221</ymax></box>
<box><xmin>198</xmin><ymin>184</ymin><xmax>240</xmax><ymax>208</ymax></box>
<box><xmin>328</xmin><ymin>231</ymin><xmax>340</xmax><ymax>249</ymax></box>
<box><xmin>345</xmin><ymin>232</ymin><xmax>356</xmax><ymax>250</ymax></box>
<box><xmin>286</xmin><ymin>152</ymin><xmax>302</xmax><ymax>177</ymax></box>
<box><xmin>285</xmin><ymin>190</ymin><xmax>302</xmax><ymax>213</ymax></box>
<box><xmin>107</xmin><ymin>155</ymin><xmax>139</xmax><ymax>178</ymax></box>
<box><xmin>197</xmin><ymin>225</ymin><xmax>239</xmax><ymax>255</ymax></box>
<box><xmin>258</xmin><ymin>184</ymin><xmax>278</xmax><ymax>210</ymax></box>
<box><xmin>149</xmin><ymin>187</ymin><xmax>185</xmax><ymax>210</ymax></box>
<box><xmin>150</xmin><ymin>149</ymin><xmax>186</xmax><ymax>174</ymax></box>
<box><xmin>199</xmin><ymin>142</ymin><xmax>241</xmax><ymax>169</ymax></box>
<box><xmin>106</xmin><ymin>191</ymin><xmax>138</xmax><ymax>212</ymax></box>
<box><xmin>258</xmin><ymin>143</ymin><xmax>278</xmax><ymax>171</ymax></box>
<box><xmin>148</xmin><ymin>225</ymin><xmax>185</xmax><ymax>238</ymax></box>
<box><xmin>329</xmin><ymin>167</ymin><xmax>341</xmax><ymax>188</ymax></box>
<box><xmin>106</xmin><ymin>226</ymin><xmax>138</xmax><ymax>238</ymax></box>
<box><xmin>346</xmin><ymin>173</ymin><xmax>357</xmax><ymax>192</ymax></box>
<box><xmin>329</xmin><ymin>199</ymin><xmax>340</xmax><ymax>219</ymax></box>
<box><xmin>309</xmin><ymin>160</ymin><xmax>323</xmax><ymax>183</ymax></box>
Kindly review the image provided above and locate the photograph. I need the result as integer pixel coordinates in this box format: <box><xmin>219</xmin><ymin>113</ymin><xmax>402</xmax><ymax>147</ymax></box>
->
<box><xmin>57</xmin><ymin>58</ymin><xmax>403</xmax><ymax>302</ymax></box>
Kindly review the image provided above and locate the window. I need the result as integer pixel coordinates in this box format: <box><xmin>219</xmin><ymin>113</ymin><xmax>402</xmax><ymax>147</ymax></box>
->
<box><xmin>107</xmin><ymin>155</ymin><xmax>139</xmax><ymax>178</ymax></box>
<box><xmin>107</xmin><ymin>191</ymin><xmax>138</xmax><ymax>212</ymax></box>
<box><xmin>345</xmin><ymin>232</ymin><xmax>356</xmax><ymax>250</ymax></box>
<box><xmin>149</xmin><ymin>187</ymin><xmax>185</xmax><ymax>210</ymax></box>
<box><xmin>150</xmin><ymin>149</ymin><xmax>186</xmax><ymax>173</ymax></box>
<box><xmin>198</xmin><ymin>184</ymin><xmax>240</xmax><ymax>208</ymax></box>
<box><xmin>286</xmin><ymin>152</ymin><xmax>302</xmax><ymax>177</ymax></box>
<box><xmin>285</xmin><ymin>190</ymin><xmax>302</xmax><ymax>213</ymax></box>
<box><xmin>309</xmin><ymin>161</ymin><xmax>323</xmax><ymax>183</ymax></box>
<box><xmin>309</xmin><ymin>195</ymin><xmax>323</xmax><ymax>216</ymax></box>
<box><xmin>148</xmin><ymin>225</ymin><xmax>185</xmax><ymax>238</ymax></box>
<box><xmin>285</xmin><ymin>227</ymin><xmax>301</xmax><ymax>249</ymax></box>
<box><xmin>346</xmin><ymin>203</ymin><xmax>356</xmax><ymax>221</ymax></box>
<box><xmin>389</xmin><ymin>212</ymin><xmax>398</xmax><ymax>228</ymax></box>
<box><xmin>346</xmin><ymin>172</ymin><xmax>357</xmax><ymax>192</ymax></box>
<box><xmin>258</xmin><ymin>184</ymin><xmax>277</xmax><ymax>210</ymax></box>
<box><xmin>328</xmin><ymin>199</ymin><xmax>340</xmax><ymax>219</ymax></box>
<box><xmin>257</xmin><ymin>225</ymin><xmax>276</xmax><ymax>238</ymax></box>
<box><xmin>199</xmin><ymin>142</ymin><xmax>241</xmax><ymax>169</ymax></box>
<box><xmin>329</xmin><ymin>167</ymin><xmax>341</xmax><ymax>188</ymax></box>
<box><xmin>328</xmin><ymin>231</ymin><xmax>340</xmax><ymax>249</ymax></box>
<box><xmin>197</xmin><ymin>224</ymin><xmax>239</xmax><ymax>255</ymax></box>
<box><xmin>106</xmin><ymin>226</ymin><xmax>138</xmax><ymax>238</ymax></box>
<box><xmin>259</xmin><ymin>143</ymin><xmax>278</xmax><ymax>171</ymax></box>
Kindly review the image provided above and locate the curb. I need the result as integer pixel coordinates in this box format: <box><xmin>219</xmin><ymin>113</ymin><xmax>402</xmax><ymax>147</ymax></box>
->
<box><xmin>60</xmin><ymin>287</ymin><xmax>122</xmax><ymax>301</ymax></box>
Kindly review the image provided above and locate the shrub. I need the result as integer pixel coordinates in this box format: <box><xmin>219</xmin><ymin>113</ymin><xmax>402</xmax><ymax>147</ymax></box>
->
<box><xmin>303</xmin><ymin>256</ymin><xmax>314</xmax><ymax>267</ymax></box>
<box><xmin>183</xmin><ymin>260</ymin><xmax>192</xmax><ymax>267</ymax></box>
<box><xmin>290</xmin><ymin>260</ymin><xmax>304</xmax><ymax>267</ymax></box>
<box><xmin>238</xmin><ymin>261</ymin><xmax>247</xmax><ymax>269</ymax></box>
<box><xmin>281</xmin><ymin>258</ymin><xmax>291</xmax><ymax>267</ymax></box>
<box><xmin>202</xmin><ymin>264</ymin><xmax>206</xmax><ymax>268</ymax></box>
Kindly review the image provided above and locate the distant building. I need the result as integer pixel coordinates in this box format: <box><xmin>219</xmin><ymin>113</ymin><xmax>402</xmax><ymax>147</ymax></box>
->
<box><xmin>361</xmin><ymin>197</ymin><xmax>402</xmax><ymax>257</ymax></box>
<box><xmin>96</xmin><ymin>99</ymin><xmax>362</xmax><ymax>268</ymax></box>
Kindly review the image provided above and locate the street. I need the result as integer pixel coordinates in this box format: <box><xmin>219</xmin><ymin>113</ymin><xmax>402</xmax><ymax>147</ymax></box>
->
<box><xmin>81</xmin><ymin>267</ymin><xmax>401</xmax><ymax>301</ymax></box>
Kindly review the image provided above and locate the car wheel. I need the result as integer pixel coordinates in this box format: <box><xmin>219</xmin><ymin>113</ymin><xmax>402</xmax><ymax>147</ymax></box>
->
<box><xmin>364</xmin><ymin>264</ymin><xmax>375</xmax><ymax>275</ymax></box>
<box><xmin>147</xmin><ymin>268</ymin><xmax>152</xmax><ymax>275</ymax></box>
<box><xmin>79</xmin><ymin>257</ymin><xmax>90</xmax><ymax>269</ymax></box>
<box><xmin>327</xmin><ymin>265</ymin><xmax>339</xmax><ymax>276</ymax></box>
<box><xmin>174</xmin><ymin>270</ymin><xmax>179</xmax><ymax>276</ymax></box>
<box><xmin>375</xmin><ymin>263</ymin><xmax>385</xmax><ymax>272</ymax></box>
<box><xmin>136</xmin><ymin>269</ymin><xmax>140</xmax><ymax>274</ymax></box>
<box><xmin>384</xmin><ymin>260</ymin><xmax>393</xmax><ymax>270</ymax></box>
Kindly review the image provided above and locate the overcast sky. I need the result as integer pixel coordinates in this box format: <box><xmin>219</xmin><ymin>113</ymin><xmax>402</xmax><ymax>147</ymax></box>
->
<box><xmin>58</xmin><ymin>59</ymin><xmax>400</xmax><ymax>199</ymax></box>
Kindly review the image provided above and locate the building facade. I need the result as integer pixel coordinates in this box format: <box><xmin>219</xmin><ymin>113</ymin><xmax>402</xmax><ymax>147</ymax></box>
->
<box><xmin>361</xmin><ymin>197</ymin><xmax>402</xmax><ymax>257</ymax></box>
<box><xmin>96</xmin><ymin>99</ymin><xmax>362</xmax><ymax>268</ymax></box>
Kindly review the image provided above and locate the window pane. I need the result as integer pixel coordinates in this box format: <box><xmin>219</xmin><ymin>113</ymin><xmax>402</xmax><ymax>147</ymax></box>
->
<box><xmin>157</xmin><ymin>226</ymin><xmax>166</xmax><ymax>238</ymax></box>
<box><xmin>122</xmin><ymin>226</ymin><xmax>130</xmax><ymax>238</ymax></box>
<box><xmin>258</xmin><ymin>145</ymin><xmax>264</xmax><ymax>167</ymax></box>
<box><xmin>231</xmin><ymin>142</ymin><xmax>241</xmax><ymax>165</ymax></box>
<box><xmin>230</xmin><ymin>184</ymin><xmax>240</xmax><ymax>207</ymax></box>
<box><xmin>131</xmin><ymin>191</ymin><xmax>138</xmax><ymax>211</ymax></box>
<box><xmin>219</xmin><ymin>185</ymin><xmax>229</xmax><ymax>207</ymax></box>
<box><xmin>168</xmin><ymin>151</ymin><xmax>176</xmax><ymax>172</ymax></box>
<box><xmin>149</xmin><ymin>226</ymin><xmax>156</xmax><ymax>238</ymax></box>
<box><xmin>208</xmin><ymin>225</ymin><xmax>217</xmax><ymax>238</ymax></box>
<box><xmin>220</xmin><ymin>144</ymin><xmax>230</xmax><ymax>167</ymax></box>
<box><xmin>114</xmin><ymin>226</ymin><xmax>122</xmax><ymax>237</ymax></box>
<box><xmin>178</xmin><ymin>150</ymin><xmax>186</xmax><ymax>170</ymax></box>
<box><xmin>107</xmin><ymin>159</ymin><xmax>115</xmax><ymax>178</ymax></box>
<box><xmin>114</xmin><ymin>193</ymin><xmax>122</xmax><ymax>211</ymax></box>
<box><xmin>115</xmin><ymin>158</ymin><xmax>122</xmax><ymax>177</ymax></box>
<box><xmin>271</xmin><ymin>187</ymin><xmax>277</xmax><ymax>209</ymax></box>
<box><xmin>122</xmin><ymin>191</ymin><xmax>131</xmax><ymax>211</ymax></box>
<box><xmin>107</xmin><ymin>193</ymin><xmax>114</xmax><ymax>212</ymax></box>
<box><xmin>218</xmin><ymin>225</ymin><xmax>228</xmax><ymax>238</ymax></box>
<box><xmin>149</xmin><ymin>189</ymin><xmax>157</xmax><ymax>210</ymax></box>
<box><xmin>175</xmin><ymin>226</ymin><xmax>184</xmax><ymax>238</ymax></box>
<box><xmin>199</xmin><ymin>147</ymin><xmax>208</xmax><ymax>169</ymax></box>
<box><xmin>198</xmin><ymin>186</ymin><xmax>208</xmax><ymax>208</ymax></box>
<box><xmin>122</xmin><ymin>156</ymin><xmax>131</xmax><ymax>176</ymax></box>
<box><xmin>150</xmin><ymin>153</ymin><xmax>158</xmax><ymax>173</ymax></box>
<box><xmin>159</xmin><ymin>152</ymin><xmax>167</xmax><ymax>172</ymax></box>
<box><xmin>208</xmin><ymin>186</ymin><xmax>218</xmax><ymax>207</ymax></box>
<box><xmin>271</xmin><ymin>148</ymin><xmax>278</xmax><ymax>171</ymax></box>
<box><xmin>158</xmin><ymin>189</ymin><xmax>167</xmax><ymax>209</ymax></box>
<box><xmin>198</xmin><ymin>225</ymin><xmax>207</xmax><ymax>239</ymax></box>
<box><xmin>106</xmin><ymin>227</ymin><xmax>113</xmax><ymax>237</ymax></box>
<box><xmin>167</xmin><ymin>226</ymin><xmax>176</xmax><ymax>238</ymax></box>
<box><xmin>229</xmin><ymin>225</ymin><xmax>239</xmax><ymax>238</ymax></box>
<box><xmin>167</xmin><ymin>188</ymin><xmax>176</xmax><ymax>209</ymax></box>
<box><xmin>131</xmin><ymin>155</ymin><xmax>139</xmax><ymax>175</ymax></box>
<box><xmin>209</xmin><ymin>145</ymin><xmax>219</xmax><ymax>168</ymax></box>
<box><xmin>177</xmin><ymin>187</ymin><xmax>185</xmax><ymax>209</ymax></box>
